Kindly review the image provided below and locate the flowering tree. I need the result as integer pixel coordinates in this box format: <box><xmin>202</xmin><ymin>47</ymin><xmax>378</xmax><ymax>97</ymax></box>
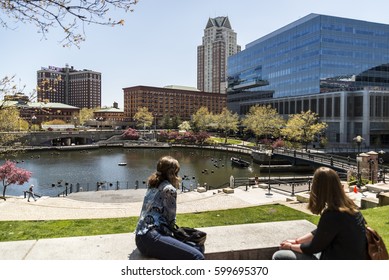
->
<box><xmin>0</xmin><ymin>160</ymin><xmax>32</xmax><ymax>200</ymax></box>
<box><xmin>121</xmin><ymin>128</ymin><xmax>140</xmax><ymax>140</ymax></box>
<box><xmin>195</xmin><ymin>131</ymin><xmax>210</xmax><ymax>145</ymax></box>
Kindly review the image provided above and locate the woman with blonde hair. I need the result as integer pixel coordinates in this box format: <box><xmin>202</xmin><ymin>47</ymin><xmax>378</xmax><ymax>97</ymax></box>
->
<box><xmin>135</xmin><ymin>156</ymin><xmax>204</xmax><ymax>260</ymax></box>
<box><xmin>272</xmin><ymin>167</ymin><xmax>367</xmax><ymax>260</ymax></box>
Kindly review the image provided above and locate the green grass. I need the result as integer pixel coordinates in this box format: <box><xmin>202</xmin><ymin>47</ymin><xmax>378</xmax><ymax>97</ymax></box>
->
<box><xmin>0</xmin><ymin>204</ymin><xmax>387</xmax><ymax>249</ymax></box>
<box><xmin>209</xmin><ymin>137</ymin><xmax>243</xmax><ymax>145</ymax></box>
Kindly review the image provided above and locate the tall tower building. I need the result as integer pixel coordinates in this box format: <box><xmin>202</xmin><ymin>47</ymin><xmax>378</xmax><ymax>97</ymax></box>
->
<box><xmin>37</xmin><ymin>64</ymin><xmax>101</xmax><ymax>109</ymax></box>
<box><xmin>197</xmin><ymin>16</ymin><xmax>240</xmax><ymax>93</ymax></box>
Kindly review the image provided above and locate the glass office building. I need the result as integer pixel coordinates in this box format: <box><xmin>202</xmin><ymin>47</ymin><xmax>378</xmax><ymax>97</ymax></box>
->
<box><xmin>228</xmin><ymin>14</ymin><xmax>389</xmax><ymax>146</ymax></box>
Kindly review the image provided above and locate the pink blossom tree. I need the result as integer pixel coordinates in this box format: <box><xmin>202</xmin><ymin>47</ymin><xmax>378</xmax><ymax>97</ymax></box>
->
<box><xmin>0</xmin><ymin>160</ymin><xmax>32</xmax><ymax>200</ymax></box>
<box><xmin>121</xmin><ymin>128</ymin><xmax>140</xmax><ymax>140</ymax></box>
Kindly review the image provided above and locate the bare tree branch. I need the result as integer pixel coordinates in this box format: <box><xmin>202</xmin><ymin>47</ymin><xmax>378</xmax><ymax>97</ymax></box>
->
<box><xmin>0</xmin><ymin>0</ymin><xmax>139</xmax><ymax>47</ymax></box>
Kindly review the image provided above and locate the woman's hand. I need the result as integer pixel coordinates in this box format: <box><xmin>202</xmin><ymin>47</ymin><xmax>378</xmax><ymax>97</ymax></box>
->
<box><xmin>279</xmin><ymin>239</ymin><xmax>303</xmax><ymax>253</ymax></box>
<box><xmin>279</xmin><ymin>240</ymin><xmax>293</xmax><ymax>250</ymax></box>
<box><xmin>281</xmin><ymin>239</ymin><xmax>298</xmax><ymax>245</ymax></box>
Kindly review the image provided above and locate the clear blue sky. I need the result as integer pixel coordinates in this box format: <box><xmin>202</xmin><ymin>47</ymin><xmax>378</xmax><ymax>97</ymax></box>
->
<box><xmin>1</xmin><ymin>0</ymin><xmax>389</xmax><ymax>108</ymax></box>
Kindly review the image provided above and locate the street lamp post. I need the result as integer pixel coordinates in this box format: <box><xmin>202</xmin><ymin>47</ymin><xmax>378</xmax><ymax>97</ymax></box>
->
<box><xmin>97</xmin><ymin>117</ymin><xmax>103</xmax><ymax>131</ymax></box>
<box><xmin>378</xmin><ymin>150</ymin><xmax>385</xmax><ymax>183</ymax></box>
<box><xmin>354</xmin><ymin>135</ymin><xmax>365</xmax><ymax>194</ymax></box>
<box><xmin>265</xmin><ymin>149</ymin><xmax>273</xmax><ymax>196</ymax></box>
<box><xmin>356</xmin><ymin>155</ymin><xmax>365</xmax><ymax>196</ymax></box>
<box><xmin>154</xmin><ymin>113</ymin><xmax>157</xmax><ymax>141</ymax></box>
<box><xmin>31</xmin><ymin>115</ymin><xmax>37</xmax><ymax>131</ymax></box>
<box><xmin>368</xmin><ymin>159</ymin><xmax>375</xmax><ymax>184</ymax></box>
<box><xmin>356</xmin><ymin>155</ymin><xmax>362</xmax><ymax>188</ymax></box>
<box><xmin>353</xmin><ymin>135</ymin><xmax>364</xmax><ymax>155</ymax></box>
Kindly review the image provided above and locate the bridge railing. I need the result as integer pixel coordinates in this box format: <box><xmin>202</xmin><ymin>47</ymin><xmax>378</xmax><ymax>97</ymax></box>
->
<box><xmin>207</xmin><ymin>176</ymin><xmax>314</xmax><ymax>196</ymax></box>
<box><xmin>273</xmin><ymin>148</ymin><xmax>356</xmax><ymax>171</ymax></box>
<box><xmin>55</xmin><ymin>180</ymin><xmax>148</xmax><ymax>197</ymax></box>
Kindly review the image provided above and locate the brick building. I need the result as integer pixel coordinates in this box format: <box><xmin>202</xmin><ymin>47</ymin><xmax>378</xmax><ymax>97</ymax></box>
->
<box><xmin>123</xmin><ymin>85</ymin><xmax>226</xmax><ymax>126</ymax></box>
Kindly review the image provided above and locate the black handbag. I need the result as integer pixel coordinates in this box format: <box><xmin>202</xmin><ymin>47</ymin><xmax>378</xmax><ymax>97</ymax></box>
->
<box><xmin>366</xmin><ymin>225</ymin><xmax>388</xmax><ymax>260</ymax></box>
<box><xmin>170</xmin><ymin>224</ymin><xmax>207</xmax><ymax>246</ymax></box>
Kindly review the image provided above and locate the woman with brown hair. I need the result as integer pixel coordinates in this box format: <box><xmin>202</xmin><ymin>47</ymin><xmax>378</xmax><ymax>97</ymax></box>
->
<box><xmin>135</xmin><ymin>156</ymin><xmax>205</xmax><ymax>260</ymax></box>
<box><xmin>272</xmin><ymin>167</ymin><xmax>367</xmax><ymax>260</ymax></box>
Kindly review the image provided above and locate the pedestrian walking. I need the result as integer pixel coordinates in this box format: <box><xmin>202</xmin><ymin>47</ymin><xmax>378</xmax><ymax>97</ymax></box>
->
<box><xmin>27</xmin><ymin>184</ymin><xmax>37</xmax><ymax>202</ymax></box>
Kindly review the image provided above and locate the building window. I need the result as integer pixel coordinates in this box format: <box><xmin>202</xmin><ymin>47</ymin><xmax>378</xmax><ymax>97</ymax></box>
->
<box><xmin>334</xmin><ymin>96</ymin><xmax>340</xmax><ymax>117</ymax></box>
<box><xmin>319</xmin><ymin>98</ymin><xmax>324</xmax><ymax>117</ymax></box>
<box><xmin>326</xmin><ymin>97</ymin><xmax>332</xmax><ymax>118</ymax></box>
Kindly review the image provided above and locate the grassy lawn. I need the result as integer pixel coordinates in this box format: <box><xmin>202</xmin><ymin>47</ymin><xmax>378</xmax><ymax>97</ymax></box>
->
<box><xmin>0</xmin><ymin>204</ymin><xmax>387</xmax><ymax>248</ymax></box>
<box><xmin>209</xmin><ymin>137</ymin><xmax>243</xmax><ymax>145</ymax></box>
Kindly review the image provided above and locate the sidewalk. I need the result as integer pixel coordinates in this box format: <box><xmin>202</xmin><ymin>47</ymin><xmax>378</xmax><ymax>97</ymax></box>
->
<box><xmin>1</xmin><ymin>181</ymin><xmax>378</xmax><ymax>221</ymax></box>
<box><xmin>0</xmin><ymin>186</ymin><xmax>299</xmax><ymax>221</ymax></box>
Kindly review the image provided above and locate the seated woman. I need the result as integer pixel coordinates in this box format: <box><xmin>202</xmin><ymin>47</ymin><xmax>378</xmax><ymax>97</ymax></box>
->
<box><xmin>134</xmin><ymin>156</ymin><xmax>204</xmax><ymax>260</ymax></box>
<box><xmin>272</xmin><ymin>167</ymin><xmax>367</xmax><ymax>260</ymax></box>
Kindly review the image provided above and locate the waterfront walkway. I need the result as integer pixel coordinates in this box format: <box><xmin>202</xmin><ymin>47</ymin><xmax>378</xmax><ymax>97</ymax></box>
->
<box><xmin>0</xmin><ymin>182</ymin><xmax>378</xmax><ymax>221</ymax></box>
<box><xmin>0</xmin><ymin>186</ymin><xmax>307</xmax><ymax>221</ymax></box>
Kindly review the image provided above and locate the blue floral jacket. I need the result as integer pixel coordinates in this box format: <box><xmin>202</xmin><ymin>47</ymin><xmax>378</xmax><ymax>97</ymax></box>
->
<box><xmin>135</xmin><ymin>180</ymin><xmax>177</xmax><ymax>235</ymax></box>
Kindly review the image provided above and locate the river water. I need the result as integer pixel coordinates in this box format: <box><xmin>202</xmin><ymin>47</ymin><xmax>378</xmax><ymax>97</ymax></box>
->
<box><xmin>1</xmin><ymin>146</ymin><xmax>307</xmax><ymax>197</ymax></box>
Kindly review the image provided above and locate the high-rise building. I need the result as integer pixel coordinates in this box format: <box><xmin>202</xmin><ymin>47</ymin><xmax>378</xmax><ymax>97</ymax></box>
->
<box><xmin>37</xmin><ymin>64</ymin><xmax>101</xmax><ymax>109</ymax></box>
<box><xmin>197</xmin><ymin>16</ymin><xmax>240</xmax><ymax>94</ymax></box>
<box><xmin>227</xmin><ymin>14</ymin><xmax>389</xmax><ymax>146</ymax></box>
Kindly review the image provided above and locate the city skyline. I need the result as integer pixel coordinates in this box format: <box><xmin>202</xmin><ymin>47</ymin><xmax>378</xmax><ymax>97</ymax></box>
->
<box><xmin>2</xmin><ymin>0</ymin><xmax>389</xmax><ymax>108</ymax></box>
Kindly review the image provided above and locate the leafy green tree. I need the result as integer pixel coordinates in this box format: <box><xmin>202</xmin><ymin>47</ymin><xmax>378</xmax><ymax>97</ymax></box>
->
<box><xmin>0</xmin><ymin>107</ymin><xmax>24</xmax><ymax>149</ymax></box>
<box><xmin>171</xmin><ymin>115</ymin><xmax>181</xmax><ymax>129</ymax></box>
<box><xmin>281</xmin><ymin>110</ymin><xmax>328</xmax><ymax>150</ymax></box>
<box><xmin>133</xmin><ymin>106</ymin><xmax>153</xmax><ymax>133</ymax></box>
<box><xmin>160</xmin><ymin>114</ymin><xmax>173</xmax><ymax>129</ymax></box>
<box><xmin>0</xmin><ymin>0</ymin><xmax>139</xmax><ymax>47</ymax></box>
<box><xmin>192</xmin><ymin>106</ymin><xmax>213</xmax><ymax>132</ymax></box>
<box><xmin>242</xmin><ymin>105</ymin><xmax>285</xmax><ymax>145</ymax></box>
<box><xmin>214</xmin><ymin>108</ymin><xmax>240</xmax><ymax>144</ymax></box>
<box><xmin>78</xmin><ymin>107</ymin><xmax>99</xmax><ymax>125</ymax></box>
<box><xmin>42</xmin><ymin>119</ymin><xmax>67</xmax><ymax>125</ymax></box>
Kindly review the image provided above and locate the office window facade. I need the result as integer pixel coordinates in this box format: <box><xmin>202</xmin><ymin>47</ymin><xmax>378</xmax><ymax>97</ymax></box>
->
<box><xmin>228</xmin><ymin>14</ymin><xmax>389</xmax><ymax>99</ymax></box>
<box><xmin>227</xmin><ymin>14</ymin><xmax>389</xmax><ymax>146</ymax></box>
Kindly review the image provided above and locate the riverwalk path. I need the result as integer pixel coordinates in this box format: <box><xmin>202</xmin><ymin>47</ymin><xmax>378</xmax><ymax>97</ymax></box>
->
<box><xmin>0</xmin><ymin>183</ymin><xmax>376</xmax><ymax>221</ymax></box>
<box><xmin>0</xmin><ymin>187</ymin><xmax>302</xmax><ymax>221</ymax></box>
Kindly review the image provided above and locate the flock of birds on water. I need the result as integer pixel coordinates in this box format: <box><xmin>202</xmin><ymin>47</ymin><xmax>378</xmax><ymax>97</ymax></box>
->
<box><xmin>7</xmin><ymin>148</ymin><xmax>252</xmax><ymax>195</ymax></box>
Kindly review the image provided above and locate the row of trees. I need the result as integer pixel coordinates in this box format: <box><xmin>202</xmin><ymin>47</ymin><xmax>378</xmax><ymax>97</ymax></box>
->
<box><xmin>131</xmin><ymin>105</ymin><xmax>328</xmax><ymax>149</ymax></box>
<box><xmin>243</xmin><ymin>105</ymin><xmax>328</xmax><ymax>150</ymax></box>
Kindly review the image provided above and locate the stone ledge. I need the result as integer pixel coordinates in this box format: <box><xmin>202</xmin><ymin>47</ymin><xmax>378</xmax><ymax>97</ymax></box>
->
<box><xmin>360</xmin><ymin>197</ymin><xmax>379</xmax><ymax>209</ymax></box>
<box><xmin>223</xmin><ymin>187</ymin><xmax>234</xmax><ymax>194</ymax></box>
<box><xmin>202</xmin><ymin>220</ymin><xmax>316</xmax><ymax>260</ymax></box>
<box><xmin>296</xmin><ymin>192</ymin><xmax>310</xmax><ymax>203</ymax></box>
<box><xmin>366</xmin><ymin>184</ymin><xmax>389</xmax><ymax>193</ymax></box>
<box><xmin>1</xmin><ymin>220</ymin><xmax>316</xmax><ymax>260</ymax></box>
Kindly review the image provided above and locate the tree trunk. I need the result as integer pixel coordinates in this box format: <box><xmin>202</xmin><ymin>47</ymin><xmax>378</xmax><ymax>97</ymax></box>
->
<box><xmin>2</xmin><ymin>185</ymin><xmax>7</xmax><ymax>200</ymax></box>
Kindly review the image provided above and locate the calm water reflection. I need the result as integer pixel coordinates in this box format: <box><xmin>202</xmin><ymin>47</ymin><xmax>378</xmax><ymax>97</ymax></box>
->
<box><xmin>1</xmin><ymin>147</ymin><xmax>304</xmax><ymax>197</ymax></box>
